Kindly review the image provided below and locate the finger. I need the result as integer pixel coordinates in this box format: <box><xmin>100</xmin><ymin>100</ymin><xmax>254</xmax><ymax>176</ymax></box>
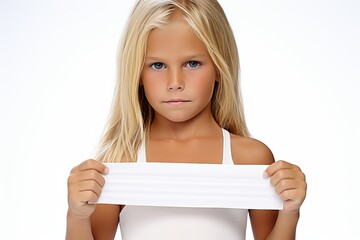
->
<box><xmin>68</xmin><ymin>180</ymin><xmax>104</xmax><ymax>205</ymax></box>
<box><xmin>68</xmin><ymin>170</ymin><xmax>106</xmax><ymax>188</ymax></box>
<box><xmin>273</xmin><ymin>179</ymin><xmax>299</xmax><ymax>195</ymax></box>
<box><xmin>265</xmin><ymin>160</ymin><xmax>292</xmax><ymax>177</ymax></box>
<box><xmin>269</xmin><ymin>168</ymin><xmax>301</xmax><ymax>187</ymax></box>
<box><xmin>71</xmin><ymin>190</ymin><xmax>100</xmax><ymax>205</ymax></box>
<box><xmin>279</xmin><ymin>188</ymin><xmax>306</xmax><ymax>204</ymax></box>
<box><xmin>71</xmin><ymin>159</ymin><xmax>109</xmax><ymax>175</ymax></box>
<box><xmin>77</xmin><ymin>180</ymin><xmax>103</xmax><ymax>196</ymax></box>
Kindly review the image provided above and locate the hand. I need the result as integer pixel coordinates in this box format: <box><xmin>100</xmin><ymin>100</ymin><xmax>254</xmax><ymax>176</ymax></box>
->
<box><xmin>67</xmin><ymin>159</ymin><xmax>108</xmax><ymax>219</ymax></box>
<box><xmin>265</xmin><ymin>160</ymin><xmax>307</xmax><ymax>214</ymax></box>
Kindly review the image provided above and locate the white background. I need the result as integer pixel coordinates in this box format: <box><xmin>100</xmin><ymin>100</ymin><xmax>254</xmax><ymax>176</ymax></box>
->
<box><xmin>0</xmin><ymin>0</ymin><xmax>359</xmax><ymax>239</ymax></box>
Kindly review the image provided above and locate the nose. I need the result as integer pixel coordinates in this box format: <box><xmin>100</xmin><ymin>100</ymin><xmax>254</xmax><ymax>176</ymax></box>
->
<box><xmin>167</xmin><ymin>68</ymin><xmax>184</xmax><ymax>91</ymax></box>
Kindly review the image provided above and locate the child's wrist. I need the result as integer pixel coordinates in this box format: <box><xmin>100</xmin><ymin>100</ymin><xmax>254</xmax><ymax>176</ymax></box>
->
<box><xmin>67</xmin><ymin>209</ymin><xmax>91</xmax><ymax>222</ymax></box>
<box><xmin>278</xmin><ymin>209</ymin><xmax>300</xmax><ymax>218</ymax></box>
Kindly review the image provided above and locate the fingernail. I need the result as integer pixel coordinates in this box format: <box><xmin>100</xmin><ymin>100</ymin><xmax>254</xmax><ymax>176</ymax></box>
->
<box><xmin>104</xmin><ymin>167</ymin><xmax>109</xmax><ymax>174</ymax></box>
<box><xmin>263</xmin><ymin>171</ymin><xmax>269</xmax><ymax>178</ymax></box>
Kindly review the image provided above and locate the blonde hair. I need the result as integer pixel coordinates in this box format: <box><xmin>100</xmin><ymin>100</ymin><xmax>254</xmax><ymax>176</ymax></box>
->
<box><xmin>97</xmin><ymin>0</ymin><xmax>249</xmax><ymax>163</ymax></box>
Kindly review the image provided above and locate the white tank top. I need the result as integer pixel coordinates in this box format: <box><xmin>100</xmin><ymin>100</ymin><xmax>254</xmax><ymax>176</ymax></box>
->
<box><xmin>119</xmin><ymin>129</ymin><xmax>248</xmax><ymax>240</ymax></box>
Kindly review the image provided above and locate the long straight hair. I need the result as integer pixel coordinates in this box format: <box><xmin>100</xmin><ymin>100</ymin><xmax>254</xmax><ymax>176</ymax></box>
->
<box><xmin>97</xmin><ymin>0</ymin><xmax>249</xmax><ymax>163</ymax></box>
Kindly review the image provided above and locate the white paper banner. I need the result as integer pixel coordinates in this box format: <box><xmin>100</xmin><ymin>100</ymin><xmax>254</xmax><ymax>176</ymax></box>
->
<box><xmin>94</xmin><ymin>163</ymin><xmax>283</xmax><ymax>210</ymax></box>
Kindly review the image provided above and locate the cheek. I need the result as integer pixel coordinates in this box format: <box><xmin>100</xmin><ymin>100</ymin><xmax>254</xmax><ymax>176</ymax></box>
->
<box><xmin>191</xmin><ymin>72</ymin><xmax>216</xmax><ymax>98</ymax></box>
<box><xmin>143</xmin><ymin>84</ymin><xmax>157</xmax><ymax>102</ymax></box>
<box><xmin>141</xmin><ymin>72</ymin><xmax>158</xmax><ymax>98</ymax></box>
<box><xmin>201</xmin><ymin>82</ymin><xmax>215</xmax><ymax>100</ymax></box>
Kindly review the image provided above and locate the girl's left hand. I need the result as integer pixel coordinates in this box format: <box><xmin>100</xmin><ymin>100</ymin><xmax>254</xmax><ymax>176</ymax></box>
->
<box><xmin>265</xmin><ymin>160</ymin><xmax>307</xmax><ymax>214</ymax></box>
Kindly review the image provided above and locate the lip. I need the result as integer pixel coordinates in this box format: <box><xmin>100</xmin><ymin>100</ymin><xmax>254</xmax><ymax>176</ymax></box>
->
<box><xmin>163</xmin><ymin>99</ymin><xmax>191</xmax><ymax>104</ymax></box>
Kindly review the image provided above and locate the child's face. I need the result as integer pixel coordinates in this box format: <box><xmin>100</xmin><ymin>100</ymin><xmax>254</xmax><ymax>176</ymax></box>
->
<box><xmin>141</xmin><ymin>17</ymin><xmax>217</xmax><ymax>124</ymax></box>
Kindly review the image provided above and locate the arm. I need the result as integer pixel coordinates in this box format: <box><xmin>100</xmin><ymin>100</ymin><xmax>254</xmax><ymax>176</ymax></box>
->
<box><xmin>66</xmin><ymin>204</ymin><xmax>120</xmax><ymax>240</ymax></box>
<box><xmin>231</xmin><ymin>136</ymin><xmax>307</xmax><ymax>240</ymax></box>
<box><xmin>66</xmin><ymin>159</ymin><xmax>120</xmax><ymax>240</ymax></box>
<box><xmin>262</xmin><ymin>160</ymin><xmax>307</xmax><ymax>240</ymax></box>
<box><xmin>91</xmin><ymin>204</ymin><xmax>121</xmax><ymax>240</ymax></box>
<box><xmin>249</xmin><ymin>157</ymin><xmax>306</xmax><ymax>240</ymax></box>
<box><xmin>66</xmin><ymin>210</ymin><xmax>94</xmax><ymax>240</ymax></box>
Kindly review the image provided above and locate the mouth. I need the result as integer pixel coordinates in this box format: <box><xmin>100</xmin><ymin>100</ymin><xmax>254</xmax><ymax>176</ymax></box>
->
<box><xmin>163</xmin><ymin>99</ymin><xmax>191</xmax><ymax>104</ymax></box>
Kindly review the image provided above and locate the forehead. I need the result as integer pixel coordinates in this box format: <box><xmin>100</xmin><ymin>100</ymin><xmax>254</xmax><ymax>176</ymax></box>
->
<box><xmin>145</xmin><ymin>18</ymin><xmax>210</xmax><ymax>58</ymax></box>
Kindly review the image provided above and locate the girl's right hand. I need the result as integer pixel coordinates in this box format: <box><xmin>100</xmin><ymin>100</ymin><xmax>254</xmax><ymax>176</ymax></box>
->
<box><xmin>67</xmin><ymin>159</ymin><xmax>109</xmax><ymax>220</ymax></box>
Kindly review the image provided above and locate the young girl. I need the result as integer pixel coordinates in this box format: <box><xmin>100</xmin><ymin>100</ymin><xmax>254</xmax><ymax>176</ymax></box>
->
<box><xmin>67</xmin><ymin>0</ymin><xmax>307</xmax><ymax>239</ymax></box>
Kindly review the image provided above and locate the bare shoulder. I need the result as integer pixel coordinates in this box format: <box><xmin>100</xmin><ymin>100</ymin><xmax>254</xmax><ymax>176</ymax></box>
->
<box><xmin>230</xmin><ymin>134</ymin><xmax>275</xmax><ymax>165</ymax></box>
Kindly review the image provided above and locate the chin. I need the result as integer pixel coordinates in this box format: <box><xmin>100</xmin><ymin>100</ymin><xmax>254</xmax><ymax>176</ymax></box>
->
<box><xmin>164</xmin><ymin>114</ymin><xmax>197</xmax><ymax>123</ymax></box>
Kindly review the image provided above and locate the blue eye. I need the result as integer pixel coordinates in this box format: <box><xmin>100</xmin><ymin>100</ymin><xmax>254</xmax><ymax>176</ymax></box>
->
<box><xmin>186</xmin><ymin>61</ymin><xmax>200</xmax><ymax>68</ymax></box>
<box><xmin>151</xmin><ymin>62</ymin><xmax>165</xmax><ymax>70</ymax></box>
